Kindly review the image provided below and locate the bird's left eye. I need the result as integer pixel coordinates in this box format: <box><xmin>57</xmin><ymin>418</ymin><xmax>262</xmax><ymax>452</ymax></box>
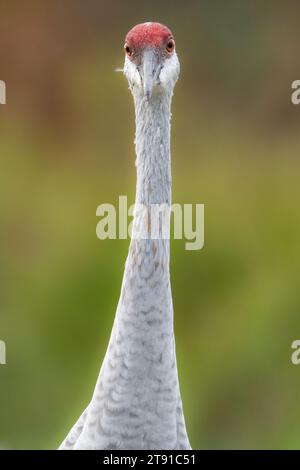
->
<box><xmin>166</xmin><ymin>38</ymin><xmax>175</xmax><ymax>53</ymax></box>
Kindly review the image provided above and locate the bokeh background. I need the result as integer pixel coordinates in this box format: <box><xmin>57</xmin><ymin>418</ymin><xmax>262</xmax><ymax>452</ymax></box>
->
<box><xmin>0</xmin><ymin>0</ymin><xmax>300</xmax><ymax>449</ymax></box>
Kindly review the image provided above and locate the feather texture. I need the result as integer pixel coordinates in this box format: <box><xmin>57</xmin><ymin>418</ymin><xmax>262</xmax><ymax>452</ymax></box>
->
<box><xmin>59</xmin><ymin>32</ymin><xmax>190</xmax><ymax>450</ymax></box>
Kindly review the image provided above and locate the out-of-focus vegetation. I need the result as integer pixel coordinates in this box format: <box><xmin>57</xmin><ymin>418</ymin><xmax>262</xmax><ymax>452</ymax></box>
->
<box><xmin>0</xmin><ymin>0</ymin><xmax>300</xmax><ymax>449</ymax></box>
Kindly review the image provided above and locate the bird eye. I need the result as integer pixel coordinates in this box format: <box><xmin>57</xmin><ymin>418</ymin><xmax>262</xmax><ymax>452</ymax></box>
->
<box><xmin>166</xmin><ymin>38</ymin><xmax>175</xmax><ymax>53</ymax></box>
<box><xmin>124</xmin><ymin>43</ymin><xmax>133</xmax><ymax>57</ymax></box>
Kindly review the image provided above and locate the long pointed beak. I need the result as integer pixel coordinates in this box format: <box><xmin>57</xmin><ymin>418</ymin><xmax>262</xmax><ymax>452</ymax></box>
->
<box><xmin>141</xmin><ymin>49</ymin><xmax>159</xmax><ymax>100</ymax></box>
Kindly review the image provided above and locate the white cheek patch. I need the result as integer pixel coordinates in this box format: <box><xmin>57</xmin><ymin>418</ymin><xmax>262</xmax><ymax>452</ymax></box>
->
<box><xmin>123</xmin><ymin>52</ymin><xmax>180</xmax><ymax>95</ymax></box>
<box><xmin>124</xmin><ymin>57</ymin><xmax>142</xmax><ymax>90</ymax></box>
<box><xmin>159</xmin><ymin>52</ymin><xmax>180</xmax><ymax>90</ymax></box>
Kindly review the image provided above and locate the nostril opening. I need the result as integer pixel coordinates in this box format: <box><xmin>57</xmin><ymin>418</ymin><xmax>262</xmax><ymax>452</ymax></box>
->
<box><xmin>154</xmin><ymin>65</ymin><xmax>163</xmax><ymax>83</ymax></box>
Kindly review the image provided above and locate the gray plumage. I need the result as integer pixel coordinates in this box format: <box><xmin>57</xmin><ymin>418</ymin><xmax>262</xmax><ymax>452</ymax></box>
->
<box><xmin>59</xmin><ymin>22</ymin><xmax>191</xmax><ymax>450</ymax></box>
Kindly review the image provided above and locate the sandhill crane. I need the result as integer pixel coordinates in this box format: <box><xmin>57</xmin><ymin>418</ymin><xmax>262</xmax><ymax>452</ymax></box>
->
<box><xmin>59</xmin><ymin>22</ymin><xmax>191</xmax><ymax>450</ymax></box>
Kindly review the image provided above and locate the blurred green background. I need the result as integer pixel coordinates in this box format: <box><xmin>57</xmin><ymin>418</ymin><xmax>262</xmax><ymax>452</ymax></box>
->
<box><xmin>0</xmin><ymin>0</ymin><xmax>300</xmax><ymax>449</ymax></box>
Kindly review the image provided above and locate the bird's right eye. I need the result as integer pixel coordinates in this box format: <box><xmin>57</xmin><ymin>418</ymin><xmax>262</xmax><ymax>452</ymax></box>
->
<box><xmin>124</xmin><ymin>44</ymin><xmax>133</xmax><ymax>57</ymax></box>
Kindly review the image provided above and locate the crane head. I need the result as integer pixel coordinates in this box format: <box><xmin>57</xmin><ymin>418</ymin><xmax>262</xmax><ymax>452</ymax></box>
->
<box><xmin>123</xmin><ymin>22</ymin><xmax>180</xmax><ymax>100</ymax></box>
